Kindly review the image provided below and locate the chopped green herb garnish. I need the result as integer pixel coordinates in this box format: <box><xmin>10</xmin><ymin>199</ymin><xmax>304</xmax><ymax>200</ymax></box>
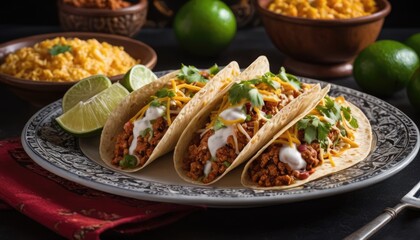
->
<box><xmin>49</xmin><ymin>44</ymin><xmax>72</xmax><ymax>56</ymax></box>
<box><xmin>119</xmin><ymin>155</ymin><xmax>138</xmax><ymax>168</ymax></box>
<box><xmin>214</xmin><ymin>118</ymin><xmax>225</xmax><ymax>130</ymax></box>
<box><xmin>150</xmin><ymin>99</ymin><xmax>162</xmax><ymax>107</ymax></box>
<box><xmin>223</xmin><ymin>161</ymin><xmax>231</xmax><ymax>167</ymax></box>
<box><xmin>228</xmin><ymin>81</ymin><xmax>264</xmax><ymax>107</ymax></box>
<box><xmin>209</xmin><ymin>64</ymin><xmax>220</xmax><ymax>75</ymax></box>
<box><xmin>316</xmin><ymin>96</ymin><xmax>342</xmax><ymax>123</ymax></box>
<box><xmin>139</xmin><ymin>127</ymin><xmax>152</xmax><ymax>138</ymax></box>
<box><xmin>155</xmin><ymin>88</ymin><xmax>175</xmax><ymax>98</ymax></box>
<box><xmin>261</xmin><ymin>72</ymin><xmax>280</xmax><ymax>89</ymax></box>
<box><xmin>278</xmin><ymin>67</ymin><xmax>301</xmax><ymax>90</ymax></box>
<box><xmin>341</xmin><ymin>106</ymin><xmax>359</xmax><ymax>128</ymax></box>
<box><xmin>297</xmin><ymin>115</ymin><xmax>332</xmax><ymax>148</ymax></box>
<box><xmin>177</xmin><ymin>64</ymin><xmax>209</xmax><ymax>83</ymax></box>
<box><xmin>248</xmin><ymin>88</ymin><xmax>264</xmax><ymax>107</ymax></box>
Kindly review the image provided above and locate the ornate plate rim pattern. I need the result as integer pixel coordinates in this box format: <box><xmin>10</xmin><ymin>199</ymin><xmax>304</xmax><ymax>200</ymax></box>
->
<box><xmin>21</xmin><ymin>74</ymin><xmax>420</xmax><ymax>208</ymax></box>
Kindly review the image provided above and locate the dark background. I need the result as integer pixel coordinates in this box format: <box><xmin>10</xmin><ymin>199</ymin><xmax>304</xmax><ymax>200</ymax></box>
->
<box><xmin>0</xmin><ymin>0</ymin><xmax>418</xmax><ymax>28</ymax></box>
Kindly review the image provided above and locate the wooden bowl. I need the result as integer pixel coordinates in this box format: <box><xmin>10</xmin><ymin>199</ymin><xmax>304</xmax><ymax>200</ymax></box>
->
<box><xmin>256</xmin><ymin>0</ymin><xmax>391</xmax><ymax>78</ymax></box>
<box><xmin>0</xmin><ymin>32</ymin><xmax>157</xmax><ymax>108</ymax></box>
<box><xmin>58</xmin><ymin>0</ymin><xmax>148</xmax><ymax>37</ymax></box>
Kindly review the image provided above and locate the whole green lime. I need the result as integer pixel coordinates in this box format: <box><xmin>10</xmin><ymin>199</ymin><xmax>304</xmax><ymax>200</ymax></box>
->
<box><xmin>353</xmin><ymin>40</ymin><xmax>420</xmax><ymax>97</ymax></box>
<box><xmin>404</xmin><ymin>33</ymin><xmax>420</xmax><ymax>56</ymax></box>
<box><xmin>173</xmin><ymin>0</ymin><xmax>237</xmax><ymax>57</ymax></box>
<box><xmin>407</xmin><ymin>67</ymin><xmax>420</xmax><ymax>109</ymax></box>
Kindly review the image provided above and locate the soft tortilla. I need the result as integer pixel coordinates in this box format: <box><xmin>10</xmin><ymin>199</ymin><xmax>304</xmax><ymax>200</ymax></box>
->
<box><xmin>99</xmin><ymin>61</ymin><xmax>241</xmax><ymax>172</ymax></box>
<box><xmin>173</xmin><ymin>56</ymin><xmax>322</xmax><ymax>185</ymax></box>
<box><xmin>240</xmin><ymin>86</ymin><xmax>373</xmax><ymax>190</ymax></box>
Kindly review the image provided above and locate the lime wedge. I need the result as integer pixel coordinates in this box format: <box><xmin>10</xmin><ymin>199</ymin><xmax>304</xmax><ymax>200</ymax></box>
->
<box><xmin>62</xmin><ymin>74</ymin><xmax>112</xmax><ymax>113</ymax></box>
<box><xmin>56</xmin><ymin>82</ymin><xmax>129</xmax><ymax>137</ymax></box>
<box><xmin>121</xmin><ymin>64</ymin><xmax>158</xmax><ymax>92</ymax></box>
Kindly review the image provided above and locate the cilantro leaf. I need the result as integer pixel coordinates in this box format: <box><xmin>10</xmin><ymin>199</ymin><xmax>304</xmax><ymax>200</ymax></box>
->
<box><xmin>49</xmin><ymin>44</ymin><xmax>72</xmax><ymax>56</ymax></box>
<box><xmin>214</xmin><ymin>118</ymin><xmax>225</xmax><ymax>130</ymax></box>
<box><xmin>316</xmin><ymin>96</ymin><xmax>341</xmax><ymax>123</ymax></box>
<box><xmin>228</xmin><ymin>82</ymin><xmax>252</xmax><ymax>104</ymax></box>
<box><xmin>341</xmin><ymin>106</ymin><xmax>359</xmax><ymax>128</ymax></box>
<box><xmin>119</xmin><ymin>155</ymin><xmax>138</xmax><ymax>168</ymax></box>
<box><xmin>249</xmin><ymin>88</ymin><xmax>264</xmax><ymax>107</ymax></box>
<box><xmin>304</xmin><ymin>125</ymin><xmax>317</xmax><ymax>144</ymax></box>
<box><xmin>261</xmin><ymin>72</ymin><xmax>280</xmax><ymax>89</ymax></box>
<box><xmin>297</xmin><ymin>118</ymin><xmax>310</xmax><ymax>129</ymax></box>
<box><xmin>349</xmin><ymin>118</ymin><xmax>359</xmax><ymax>128</ymax></box>
<box><xmin>278</xmin><ymin>67</ymin><xmax>301</xmax><ymax>90</ymax></box>
<box><xmin>228</xmin><ymin>81</ymin><xmax>264</xmax><ymax>107</ymax></box>
<box><xmin>150</xmin><ymin>99</ymin><xmax>162</xmax><ymax>107</ymax></box>
<box><xmin>155</xmin><ymin>88</ymin><xmax>175</xmax><ymax>98</ymax></box>
<box><xmin>317</xmin><ymin>121</ymin><xmax>331</xmax><ymax>141</ymax></box>
<box><xmin>177</xmin><ymin>64</ymin><xmax>209</xmax><ymax>83</ymax></box>
<box><xmin>139</xmin><ymin>127</ymin><xmax>152</xmax><ymax>138</ymax></box>
<box><xmin>209</xmin><ymin>64</ymin><xmax>220</xmax><ymax>75</ymax></box>
<box><xmin>297</xmin><ymin>115</ymin><xmax>332</xmax><ymax>146</ymax></box>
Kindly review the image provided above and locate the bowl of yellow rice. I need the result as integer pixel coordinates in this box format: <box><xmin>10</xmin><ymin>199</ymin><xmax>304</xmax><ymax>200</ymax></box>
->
<box><xmin>255</xmin><ymin>0</ymin><xmax>391</xmax><ymax>79</ymax></box>
<box><xmin>0</xmin><ymin>32</ymin><xmax>157</xmax><ymax>107</ymax></box>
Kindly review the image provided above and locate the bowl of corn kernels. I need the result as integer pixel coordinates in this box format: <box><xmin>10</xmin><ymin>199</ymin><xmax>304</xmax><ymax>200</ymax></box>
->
<box><xmin>255</xmin><ymin>0</ymin><xmax>391</xmax><ymax>79</ymax></box>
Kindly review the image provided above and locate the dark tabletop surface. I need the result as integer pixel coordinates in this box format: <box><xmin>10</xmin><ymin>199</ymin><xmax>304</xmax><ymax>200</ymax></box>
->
<box><xmin>0</xmin><ymin>25</ymin><xmax>419</xmax><ymax>240</ymax></box>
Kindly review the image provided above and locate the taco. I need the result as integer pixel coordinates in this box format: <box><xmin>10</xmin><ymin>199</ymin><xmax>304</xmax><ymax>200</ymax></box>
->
<box><xmin>241</xmin><ymin>86</ymin><xmax>372</xmax><ymax>190</ymax></box>
<box><xmin>99</xmin><ymin>61</ymin><xmax>241</xmax><ymax>172</ymax></box>
<box><xmin>173</xmin><ymin>56</ymin><xmax>322</xmax><ymax>185</ymax></box>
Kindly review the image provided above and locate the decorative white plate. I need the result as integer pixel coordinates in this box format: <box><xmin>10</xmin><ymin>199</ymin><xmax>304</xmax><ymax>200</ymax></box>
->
<box><xmin>21</xmin><ymin>76</ymin><xmax>420</xmax><ymax>208</ymax></box>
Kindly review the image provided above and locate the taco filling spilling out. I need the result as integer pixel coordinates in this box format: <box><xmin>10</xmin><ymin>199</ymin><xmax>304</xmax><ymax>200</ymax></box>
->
<box><xmin>112</xmin><ymin>64</ymin><xmax>220</xmax><ymax>169</ymax></box>
<box><xmin>183</xmin><ymin>68</ymin><xmax>312</xmax><ymax>183</ymax></box>
<box><xmin>246</xmin><ymin>95</ymin><xmax>360</xmax><ymax>187</ymax></box>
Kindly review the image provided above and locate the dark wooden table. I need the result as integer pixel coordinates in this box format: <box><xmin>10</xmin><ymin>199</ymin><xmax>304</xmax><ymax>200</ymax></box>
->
<box><xmin>0</xmin><ymin>25</ymin><xmax>419</xmax><ymax>240</ymax></box>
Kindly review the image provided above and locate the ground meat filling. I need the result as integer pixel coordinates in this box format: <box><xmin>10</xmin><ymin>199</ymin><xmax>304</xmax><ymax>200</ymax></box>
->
<box><xmin>112</xmin><ymin>117</ymin><xmax>169</xmax><ymax>168</ymax></box>
<box><xmin>183</xmin><ymin>88</ymin><xmax>303</xmax><ymax>183</ymax></box>
<box><xmin>184</xmin><ymin>125</ymin><xmax>250</xmax><ymax>183</ymax></box>
<box><xmin>248</xmin><ymin>142</ymin><xmax>321</xmax><ymax>188</ymax></box>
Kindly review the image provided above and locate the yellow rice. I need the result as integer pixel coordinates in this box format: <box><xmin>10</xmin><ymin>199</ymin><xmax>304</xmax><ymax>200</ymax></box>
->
<box><xmin>267</xmin><ymin>0</ymin><xmax>377</xmax><ymax>19</ymax></box>
<box><xmin>0</xmin><ymin>37</ymin><xmax>139</xmax><ymax>82</ymax></box>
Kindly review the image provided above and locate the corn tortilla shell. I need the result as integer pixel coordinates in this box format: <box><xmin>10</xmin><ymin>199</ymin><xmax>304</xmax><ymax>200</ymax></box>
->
<box><xmin>173</xmin><ymin>57</ymin><xmax>322</xmax><ymax>185</ymax></box>
<box><xmin>240</xmin><ymin>85</ymin><xmax>373</xmax><ymax>190</ymax></box>
<box><xmin>99</xmin><ymin>61</ymin><xmax>241</xmax><ymax>172</ymax></box>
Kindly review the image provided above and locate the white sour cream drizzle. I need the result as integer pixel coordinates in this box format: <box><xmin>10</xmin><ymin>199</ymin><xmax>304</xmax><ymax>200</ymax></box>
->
<box><xmin>219</xmin><ymin>106</ymin><xmax>246</xmax><ymax>121</ymax></box>
<box><xmin>279</xmin><ymin>144</ymin><xmax>307</xmax><ymax>170</ymax></box>
<box><xmin>204</xmin><ymin>106</ymin><xmax>246</xmax><ymax>176</ymax></box>
<box><xmin>129</xmin><ymin>106</ymin><xmax>166</xmax><ymax>155</ymax></box>
<box><xmin>208</xmin><ymin>126</ymin><xmax>234</xmax><ymax>160</ymax></box>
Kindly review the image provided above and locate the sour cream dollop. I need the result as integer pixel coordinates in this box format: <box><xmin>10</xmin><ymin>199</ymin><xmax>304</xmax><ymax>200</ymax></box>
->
<box><xmin>129</xmin><ymin>106</ymin><xmax>166</xmax><ymax>154</ymax></box>
<box><xmin>208</xmin><ymin>105</ymin><xmax>246</xmax><ymax>159</ymax></box>
<box><xmin>204</xmin><ymin>105</ymin><xmax>247</xmax><ymax>176</ymax></box>
<box><xmin>279</xmin><ymin>144</ymin><xmax>307</xmax><ymax>170</ymax></box>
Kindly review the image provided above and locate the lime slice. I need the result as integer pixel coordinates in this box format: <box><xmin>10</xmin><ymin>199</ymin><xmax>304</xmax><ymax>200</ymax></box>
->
<box><xmin>62</xmin><ymin>74</ymin><xmax>112</xmax><ymax>113</ymax></box>
<box><xmin>56</xmin><ymin>82</ymin><xmax>129</xmax><ymax>137</ymax></box>
<box><xmin>121</xmin><ymin>64</ymin><xmax>158</xmax><ymax>92</ymax></box>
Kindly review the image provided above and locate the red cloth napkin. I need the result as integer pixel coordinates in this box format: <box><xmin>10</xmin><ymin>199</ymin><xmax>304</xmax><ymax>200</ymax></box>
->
<box><xmin>0</xmin><ymin>138</ymin><xmax>203</xmax><ymax>240</ymax></box>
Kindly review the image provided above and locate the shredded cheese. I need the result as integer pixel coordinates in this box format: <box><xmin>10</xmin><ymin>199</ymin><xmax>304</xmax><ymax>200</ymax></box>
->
<box><xmin>130</xmin><ymin>103</ymin><xmax>150</xmax><ymax>122</ymax></box>
<box><xmin>220</xmin><ymin>117</ymin><xmax>245</xmax><ymax>125</ymax></box>
<box><xmin>237</xmin><ymin>123</ymin><xmax>252</xmax><ymax>141</ymax></box>
<box><xmin>177</xmin><ymin>84</ymin><xmax>202</xmax><ymax>92</ymax></box>
<box><xmin>341</xmin><ymin>136</ymin><xmax>359</xmax><ymax>147</ymax></box>
<box><xmin>253</xmin><ymin>120</ymin><xmax>259</xmax><ymax>136</ymax></box>
<box><xmin>132</xmin><ymin>77</ymin><xmax>205</xmax><ymax>127</ymax></box>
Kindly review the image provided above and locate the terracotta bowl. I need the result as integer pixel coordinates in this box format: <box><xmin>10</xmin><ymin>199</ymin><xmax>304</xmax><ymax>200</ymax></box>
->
<box><xmin>256</xmin><ymin>0</ymin><xmax>391</xmax><ymax>79</ymax></box>
<box><xmin>58</xmin><ymin>0</ymin><xmax>148</xmax><ymax>37</ymax></box>
<box><xmin>0</xmin><ymin>32</ymin><xmax>157</xmax><ymax>108</ymax></box>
